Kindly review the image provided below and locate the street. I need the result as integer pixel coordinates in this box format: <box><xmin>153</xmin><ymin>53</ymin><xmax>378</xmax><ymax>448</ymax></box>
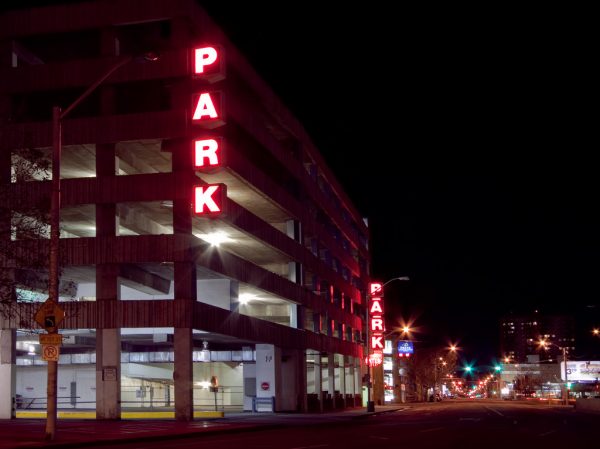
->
<box><xmin>92</xmin><ymin>400</ymin><xmax>597</xmax><ymax>449</ymax></box>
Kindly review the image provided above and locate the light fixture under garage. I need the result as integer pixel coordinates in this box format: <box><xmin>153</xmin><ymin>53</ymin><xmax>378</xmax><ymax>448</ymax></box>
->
<box><xmin>195</xmin><ymin>231</ymin><xmax>231</xmax><ymax>246</ymax></box>
<box><xmin>239</xmin><ymin>293</ymin><xmax>257</xmax><ymax>305</ymax></box>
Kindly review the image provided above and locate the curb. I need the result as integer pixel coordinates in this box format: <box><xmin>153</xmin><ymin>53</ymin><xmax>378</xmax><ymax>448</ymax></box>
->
<box><xmin>20</xmin><ymin>409</ymin><xmax>405</xmax><ymax>449</ymax></box>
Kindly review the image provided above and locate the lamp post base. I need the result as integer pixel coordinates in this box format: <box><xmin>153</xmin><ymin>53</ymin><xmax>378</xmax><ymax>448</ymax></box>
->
<box><xmin>367</xmin><ymin>401</ymin><xmax>375</xmax><ymax>412</ymax></box>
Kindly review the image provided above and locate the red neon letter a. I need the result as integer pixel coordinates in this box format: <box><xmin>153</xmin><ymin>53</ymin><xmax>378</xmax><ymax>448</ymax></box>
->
<box><xmin>192</xmin><ymin>93</ymin><xmax>218</xmax><ymax>120</ymax></box>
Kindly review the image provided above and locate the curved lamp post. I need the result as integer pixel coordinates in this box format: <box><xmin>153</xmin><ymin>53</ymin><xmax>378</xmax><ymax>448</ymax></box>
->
<box><xmin>45</xmin><ymin>52</ymin><xmax>158</xmax><ymax>441</ymax></box>
<box><xmin>539</xmin><ymin>339</ymin><xmax>569</xmax><ymax>406</ymax></box>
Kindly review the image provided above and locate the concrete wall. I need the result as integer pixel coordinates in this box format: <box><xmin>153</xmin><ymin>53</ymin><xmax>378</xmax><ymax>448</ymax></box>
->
<box><xmin>17</xmin><ymin>365</ymin><xmax>96</xmax><ymax>409</ymax></box>
<box><xmin>16</xmin><ymin>361</ymin><xmax>245</xmax><ymax>410</ymax></box>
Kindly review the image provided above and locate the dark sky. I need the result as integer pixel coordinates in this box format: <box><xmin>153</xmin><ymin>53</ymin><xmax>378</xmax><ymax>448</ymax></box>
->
<box><xmin>3</xmin><ymin>2</ymin><xmax>597</xmax><ymax>366</ymax></box>
<box><xmin>199</xmin><ymin>3</ymin><xmax>599</xmax><ymax>364</ymax></box>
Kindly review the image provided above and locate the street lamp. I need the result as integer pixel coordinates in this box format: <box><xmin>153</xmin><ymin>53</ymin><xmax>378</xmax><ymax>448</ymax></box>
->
<box><xmin>433</xmin><ymin>357</ymin><xmax>447</xmax><ymax>400</ymax></box>
<box><xmin>45</xmin><ymin>52</ymin><xmax>158</xmax><ymax>441</ymax></box>
<box><xmin>365</xmin><ymin>276</ymin><xmax>409</xmax><ymax>412</ymax></box>
<box><xmin>539</xmin><ymin>339</ymin><xmax>570</xmax><ymax>406</ymax></box>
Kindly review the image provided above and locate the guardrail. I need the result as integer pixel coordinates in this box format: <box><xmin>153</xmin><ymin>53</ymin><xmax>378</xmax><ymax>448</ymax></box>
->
<box><xmin>17</xmin><ymin>396</ymin><xmax>82</xmax><ymax>409</ymax></box>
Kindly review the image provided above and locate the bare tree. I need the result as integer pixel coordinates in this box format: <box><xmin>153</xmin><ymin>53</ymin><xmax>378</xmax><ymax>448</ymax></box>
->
<box><xmin>412</xmin><ymin>345</ymin><xmax>458</xmax><ymax>401</ymax></box>
<box><xmin>0</xmin><ymin>147</ymin><xmax>51</xmax><ymax>326</ymax></box>
<box><xmin>513</xmin><ymin>374</ymin><xmax>543</xmax><ymax>396</ymax></box>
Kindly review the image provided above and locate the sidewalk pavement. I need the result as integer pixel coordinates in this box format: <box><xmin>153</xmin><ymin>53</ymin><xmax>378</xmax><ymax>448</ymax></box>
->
<box><xmin>0</xmin><ymin>405</ymin><xmax>405</xmax><ymax>449</ymax></box>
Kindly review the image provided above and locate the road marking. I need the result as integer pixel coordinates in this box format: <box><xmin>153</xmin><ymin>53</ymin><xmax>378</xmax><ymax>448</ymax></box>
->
<box><xmin>290</xmin><ymin>445</ymin><xmax>329</xmax><ymax>449</ymax></box>
<box><xmin>539</xmin><ymin>430</ymin><xmax>557</xmax><ymax>437</ymax></box>
<box><xmin>484</xmin><ymin>406</ymin><xmax>504</xmax><ymax>416</ymax></box>
<box><xmin>459</xmin><ymin>417</ymin><xmax>481</xmax><ymax>422</ymax></box>
<box><xmin>420</xmin><ymin>426</ymin><xmax>446</xmax><ymax>433</ymax></box>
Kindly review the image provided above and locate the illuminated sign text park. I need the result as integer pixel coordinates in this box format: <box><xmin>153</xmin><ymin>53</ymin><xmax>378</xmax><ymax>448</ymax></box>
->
<box><xmin>191</xmin><ymin>46</ymin><xmax>225</xmax><ymax>216</ymax></box>
<box><xmin>368</xmin><ymin>281</ymin><xmax>385</xmax><ymax>366</ymax></box>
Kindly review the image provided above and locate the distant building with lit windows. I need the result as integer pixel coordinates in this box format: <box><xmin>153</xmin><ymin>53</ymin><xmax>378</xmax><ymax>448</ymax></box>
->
<box><xmin>500</xmin><ymin>310</ymin><xmax>575</xmax><ymax>363</ymax></box>
<box><xmin>0</xmin><ymin>0</ymin><xmax>371</xmax><ymax>419</ymax></box>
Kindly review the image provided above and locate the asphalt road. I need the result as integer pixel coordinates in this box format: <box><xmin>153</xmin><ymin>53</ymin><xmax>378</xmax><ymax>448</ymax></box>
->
<box><xmin>94</xmin><ymin>400</ymin><xmax>597</xmax><ymax>449</ymax></box>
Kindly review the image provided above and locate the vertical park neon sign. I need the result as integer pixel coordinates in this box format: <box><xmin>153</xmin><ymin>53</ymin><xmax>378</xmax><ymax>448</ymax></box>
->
<box><xmin>192</xmin><ymin>46</ymin><xmax>226</xmax><ymax>215</ymax></box>
<box><xmin>368</xmin><ymin>282</ymin><xmax>385</xmax><ymax>366</ymax></box>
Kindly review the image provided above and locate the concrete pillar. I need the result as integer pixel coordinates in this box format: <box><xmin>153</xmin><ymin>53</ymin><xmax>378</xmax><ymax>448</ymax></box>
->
<box><xmin>256</xmin><ymin>344</ymin><xmax>281</xmax><ymax>412</ymax></box>
<box><xmin>172</xmin><ymin>140</ymin><xmax>196</xmax><ymax>421</ymax></box>
<box><xmin>95</xmin><ymin>264</ymin><xmax>121</xmax><ymax>419</ymax></box>
<box><xmin>173</xmin><ymin>326</ymin><xmax>193</xmax><ymax>419</ymax></box>
<box><xmin>0</xmin><ymin>329</ymin><xmax>16</xmax><ymax>419</ymax></box>
<box><xmin>346</xmin><ymin>356</ymin><xmax>356</xmax><ymax>405</ymax></box>
<box><xmin>173</xmin><ymin>262</ymin><xmax>195</xmax><ymax>421</ymax></box>
<box><xmin>95</xmin><ymin>142</ymin><xmax>121</xmax><ymax>419</ymax></box>
<box><xmin>0</xmin><ymin>135</ymin><xmax>15</xmax><ymax>419</ymax></box>
<box><xmin>327</xmin><ymin>352</ymin><xmax>336</xmax><ymax>396</ymax></box>
<box><xmin>280</xmin><ymin>348</ymin><xmax>307</xmax><ymax>412</ymax></box>
<box><xmin>297</xmin><ymin>349</ymin><xmax>308</xmax><ymax>412</ymax></box>
<box><xmin>372</xmin><ymin>363</ymin><xmax>385</xmax><ymax>405</ymax></box>
<box><xmin>310</xmin><ymin>351</ymin><xmax>323</xmax><ymax>412</ymax></box>
<box><xmin>338</xmin><ymin>354</ymin><xmax>347</xmax><ymax>405</ymax></box>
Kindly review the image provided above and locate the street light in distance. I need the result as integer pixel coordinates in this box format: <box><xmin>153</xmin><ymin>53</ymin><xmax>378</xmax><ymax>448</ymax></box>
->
<box><xmin>539</xmin><ymin>338</ymin><xmax>570</xmax><ymax>406</ymax></box>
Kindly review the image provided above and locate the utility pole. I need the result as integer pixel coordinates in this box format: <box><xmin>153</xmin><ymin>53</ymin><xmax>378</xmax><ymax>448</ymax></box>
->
<box><xmin>45</xmin><ymin>106</ymin><xmax>62</xmax><ymax>441</ymax></box>
<box><xmin>563</xmin><ymin>346</ymin><xmax>569</xmax><ymax>406</ymax></box>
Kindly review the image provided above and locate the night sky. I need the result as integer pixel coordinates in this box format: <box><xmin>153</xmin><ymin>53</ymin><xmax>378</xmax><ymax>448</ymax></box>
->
<box><xmin>200</xmin><ymin>3</ymin><xmax>598</xmax><ymax>364</ymax></box>
<box><xmin>3</xmin><ymin>2</ymin><xmax>597</xmax><ymax>366</ymax></box>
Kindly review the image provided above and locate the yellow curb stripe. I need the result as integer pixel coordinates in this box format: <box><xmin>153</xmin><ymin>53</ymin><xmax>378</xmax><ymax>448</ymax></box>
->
<box><xmin>16</xmin><ymin>410</ymin><xmax>224</xmax><ymax>419</ymax></box>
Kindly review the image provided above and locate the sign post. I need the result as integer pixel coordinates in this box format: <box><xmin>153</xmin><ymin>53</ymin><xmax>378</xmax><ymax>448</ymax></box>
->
<box><xmin>34</xmin><ymin>297</ymin><xmax>65</xmax><ymax>440</ymax></box>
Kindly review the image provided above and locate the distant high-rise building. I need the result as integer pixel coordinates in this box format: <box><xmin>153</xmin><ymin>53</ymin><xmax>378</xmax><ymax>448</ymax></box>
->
<box><xmin>499</xmin><ymin>310</ymin><xmax>575</xmax><ymax>363</ymax></box>
<box><xmin>499</xmin><ymin>310</ymin><xmax>541</xmax><ymax>363</ymax></box>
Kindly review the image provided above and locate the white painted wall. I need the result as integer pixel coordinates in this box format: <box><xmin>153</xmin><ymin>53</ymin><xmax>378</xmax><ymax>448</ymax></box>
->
<box><xmin>16</xmin><ymin>365</ymin><xmax>96</xmax><ymax>409</ymax></box>
<box><xmin>255</xmin><ymin>344</ymin><xmax>281</xmax><ymax>411</ymax></box>
<box><xmin>15</xmin><ymin>361</ymin><xmax>246</xmax><ymax>411</ymax></box>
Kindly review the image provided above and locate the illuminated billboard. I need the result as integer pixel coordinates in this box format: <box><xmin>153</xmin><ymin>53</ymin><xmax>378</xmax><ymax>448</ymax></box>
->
<box><xmin>562</xmin><ymin>361</ymin><xmax>600</xmax><ymax>381</ymax></box>
<box><xmin>397</xmin><ymin>340</ymin><xmax>414</xmax><ymax>355</ymax></box>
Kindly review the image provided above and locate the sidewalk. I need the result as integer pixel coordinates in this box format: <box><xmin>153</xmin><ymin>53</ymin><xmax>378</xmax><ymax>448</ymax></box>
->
<box><xmin>0</xmin><ymin>406</ymin><xmax>405</xmax><ymax>449</ymax></box>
